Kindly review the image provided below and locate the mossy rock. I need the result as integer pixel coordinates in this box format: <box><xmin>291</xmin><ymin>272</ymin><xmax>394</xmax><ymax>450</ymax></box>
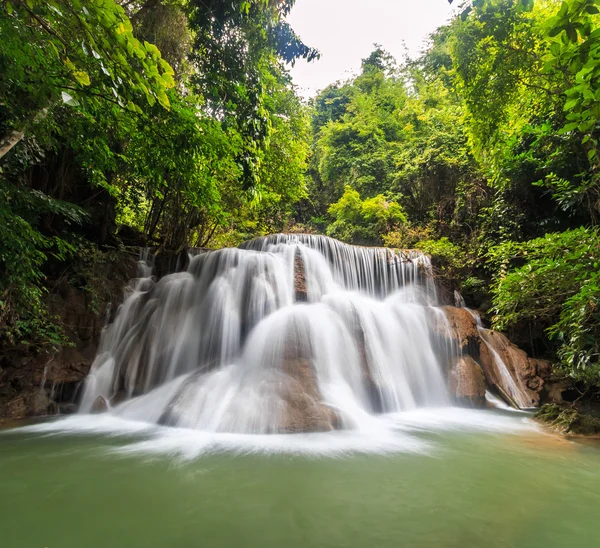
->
<box><xmin>535</xmin><ymin>404</ymin><xmax>600</xmax><ymax>436</ymax></box>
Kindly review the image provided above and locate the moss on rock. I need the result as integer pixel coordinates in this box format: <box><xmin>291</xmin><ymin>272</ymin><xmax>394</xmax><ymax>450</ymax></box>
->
<box><xmin>535</xmin><ymin>404</ymin><xmax>600</xmax><ymax>436</ymax></box>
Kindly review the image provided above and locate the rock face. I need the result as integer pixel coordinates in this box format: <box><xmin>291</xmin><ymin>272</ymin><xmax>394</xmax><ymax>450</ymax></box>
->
<box><xmin>477</xmin><ymin>329</ymin><xmax>547</xmax><ymax>408</ymax></box>
<box><xmin>91</xmin><ymin>395</ymin><xmax>108</xmax><ymax>414</ymax></box>
<box><xmin>442</xmin><ymin>306</ymin><xmax>482</xmax><ymax>358</ymax></box>
<box><xmin>0</xmin><ymin>254</ymin><xmax>137</xmax><ymax>421</ymax></box>
<box><xmin>294</xmin><ymin>252</ymin><xmax>308</xmax><ymax>302</ymax></box>
<box><xmin>439</xmin><ymin>306</ymin><xmax>551</xmax><ymax>409</ymax></box>
<box><xmin>278</xmin><ymin>357</ymin><xmax>340</xmax><ymax>433</ymax></box>
<box><xmin>449</xmin><ymin>356</ymin><xmax>486</xmax><ymax>408</ymax></box>
<box><xmin>543</xmin><ymin>377</ymin><xmax>576</xmax><ymax>405</ymax></box>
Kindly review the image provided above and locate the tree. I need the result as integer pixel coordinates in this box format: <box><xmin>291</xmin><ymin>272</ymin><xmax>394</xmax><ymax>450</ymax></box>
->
<box><xmin>0</xmin><ymin>0</ymin><xmax>175</xmax><ymax>160</ymax></box>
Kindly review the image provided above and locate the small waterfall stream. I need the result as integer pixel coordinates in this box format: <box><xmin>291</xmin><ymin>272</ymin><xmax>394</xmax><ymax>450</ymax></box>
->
<box><xmin>456</xmin><ymin>302</ymin><xmax>534</xmax><ymax>409</ymax></box>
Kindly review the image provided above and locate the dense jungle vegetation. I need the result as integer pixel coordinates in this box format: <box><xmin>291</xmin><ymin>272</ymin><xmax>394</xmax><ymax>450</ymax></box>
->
<box><xmin>1</xmin><ymin>0</ymin><xmax>600</xmax><ymax>391</ymax></box>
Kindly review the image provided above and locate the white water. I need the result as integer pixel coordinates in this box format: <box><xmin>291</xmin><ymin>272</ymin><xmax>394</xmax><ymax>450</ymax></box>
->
<box><xmin>78</xmin><ymin>235</ymin><xmax>454</xmax><ymax>434</ymax></box>
<box><xmin>14</xmin><ymin>407</ymin><xmax>538</xmax><ymax>459</ymax></box>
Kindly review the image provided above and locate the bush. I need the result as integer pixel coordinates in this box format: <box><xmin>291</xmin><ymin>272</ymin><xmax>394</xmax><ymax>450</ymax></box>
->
<box><xmin>326</xmin><ymin>186</ymin><xmax>407</xmax><ymax>245</ymax></box>
<box><xmin>489</xmin><ymin>228</ymin><xmax>600</xmax><ymax>382</ymax></box>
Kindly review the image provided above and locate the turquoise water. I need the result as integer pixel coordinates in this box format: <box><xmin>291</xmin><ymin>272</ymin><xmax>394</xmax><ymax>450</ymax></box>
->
<box><xmin>1</xmin><ymin>409</ymin><xmax>599</xmax><ymax>548</ymax></box>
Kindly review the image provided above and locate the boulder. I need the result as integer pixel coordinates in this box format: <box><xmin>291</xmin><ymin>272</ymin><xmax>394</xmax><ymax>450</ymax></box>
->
<box><xmin>543</xmin><ymin>376</ymin><xmax>575</xmax><ymax>405</ymax></box>
<box><xmin>91</xmin><ymin>395</ymin><xmax>108</xmax><ymax>414</ymax></box>
<box><xmin>0</xmin><ymin>389</ymin><xmax>57</xmax><ymax>419</ymax></box>
<box><xmin>449</xmin><ymin>356</ymin><xmax>486</xmax><ymax>408</ymax></box>
<box><xmin>434</xmin><ymin>307</ymin><xmax>551</xmax><ymax>409</ymax></box>
<box><xmin>478</xmin><ymin>329</ymin><xmax>546</xmax><ymax>408</ymax></box>
<box><xmin>441</xmin><ymin>306</ymin><xmax>481</xmax><ymax>357</ymax></box>
<box><xmin>278</xmin><ymin>357</ymin><xmax>341</xmax><ymax>433</ymax></box>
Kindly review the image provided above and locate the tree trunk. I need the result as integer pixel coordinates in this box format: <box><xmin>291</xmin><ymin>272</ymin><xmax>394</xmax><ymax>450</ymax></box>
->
<box><xmin>0</xmin><ymin>130</ymin><xmax>25</xmax><ymax>161</ymax></box>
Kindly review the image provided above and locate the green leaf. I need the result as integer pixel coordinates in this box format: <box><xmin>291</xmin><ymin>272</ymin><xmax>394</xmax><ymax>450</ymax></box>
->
<box><xmin>559</xmin><ymin>122</ymin><xmax>579</xmax><ymax>133</ymax></box>
<box><xmin>161</xmin><ymin>72</ymin><xmax>175</xmax><ymax>88</ymax></box>
<box><xmin>559</xmin><ymin>1</ymin><xmax>569</xmax><ymax>17</ymax></box>
<box><xmin>566</xmin><ymin>25</ymin><xmax>579</xmax><ymax>43</ymax></box>
<box><xmin>564</xmin><ymin>98</ymin><xmax>580</xmax><ymax>111</ymax></box>
<box><xmin>550</xmin><ymin>42</ymin><xmax>562</xmax><ymax>57</ymax></box>
<box><xmin>73</xmin><ymin>70</ymin><xmax>91</xmax><ymax>86</ymax></box>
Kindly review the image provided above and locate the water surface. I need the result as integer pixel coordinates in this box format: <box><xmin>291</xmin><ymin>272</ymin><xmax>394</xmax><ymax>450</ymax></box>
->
<box><xmin>1</xmin><ymin>409</ymin><xmax>599</xmax><ymax>548</ymax></box>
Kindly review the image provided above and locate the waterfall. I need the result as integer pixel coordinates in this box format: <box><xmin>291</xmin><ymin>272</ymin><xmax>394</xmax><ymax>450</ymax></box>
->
<box><xmin>79</xmin><ymin>234</ymin><xmax>452</xmax><ymax>434</ymax></box>
<box><xmin>462</xmin><ymin>308</ymin><xmax>534</xmax><ymax>409</ymax></box>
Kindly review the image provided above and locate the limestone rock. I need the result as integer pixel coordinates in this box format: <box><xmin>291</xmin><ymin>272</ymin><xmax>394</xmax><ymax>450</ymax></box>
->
<box><xmin>91</xmin><ymin>395</ymin><xmax>108</xmax><ymax>414</ymax></box>
<box><xmin>478</xmin><ymin>329</ymin><xmax>545</xmax><ymax>408</ymax></box>
<box><xmin>543</xmin><ymin>377</ymin><xmax>575</xmax><ymax>405</ymax></box>
<box><xmin>442</xmin><ymin>306</ymin><xmax>481</xmax><ymax>356</ymax></box>
<box><xmin>449</xmin><ymin>356</ymin><xmax>486</xmax><ymax>408</ymax></box>
<box><xmin>294</xmin><ymin>253</ymin><xmax>308</xmax><ymax>302</ymax></box>
<box><xmin>0</xmin><ymin>389</ymin><xmax>57</xmax><ymax>420</ymax></box>
<box><xmin>435</xmin><ymin>307</ymin><xmax>551</xmax><ymax>409</ymax></box>
<box><xmin>278</xmin><ymin>357</ymin><xmax>341</xmax><ymax>433</ymax></box>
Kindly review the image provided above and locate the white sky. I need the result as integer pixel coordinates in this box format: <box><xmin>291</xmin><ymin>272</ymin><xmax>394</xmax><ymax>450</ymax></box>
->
<box><xmin>286</xmin><ymin>0</ymin><xmax>458</xmax><ymax>97</ymax></box>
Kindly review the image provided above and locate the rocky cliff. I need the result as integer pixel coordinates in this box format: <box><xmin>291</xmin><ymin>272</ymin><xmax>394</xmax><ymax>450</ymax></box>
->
<box><xmin>0</xmin><ymin>254</ymin><xmax>138</xmax><ymax>421</ymax></box>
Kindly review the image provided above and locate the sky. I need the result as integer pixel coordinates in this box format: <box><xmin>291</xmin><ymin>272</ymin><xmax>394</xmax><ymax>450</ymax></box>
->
<box><xmin>286</xmin><ymin>0</ymin><xmax>459</xmax><ymax>97</ymax></box>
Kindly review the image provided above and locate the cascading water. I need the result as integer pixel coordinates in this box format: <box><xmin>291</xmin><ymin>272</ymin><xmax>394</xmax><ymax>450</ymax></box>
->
<box><xmin>79</xmin><ymin>235</ymin><xmax>453</xmax><ymax>434</ymax></box>
<box><xmin>458</xmin><ymin>305</ymin><xmax>534</xmax><ymax>409</ymax></box>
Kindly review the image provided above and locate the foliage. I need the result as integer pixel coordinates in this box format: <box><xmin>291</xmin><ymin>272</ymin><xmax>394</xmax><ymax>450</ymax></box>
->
<box><xmin>0</xmin><ymin>0</ymin><xmax>314</xmax><ymax>349</ymax></box>
<box><xmin>535</xmin><ymin>403</ymin><xmax>600</xmax><ymax>434</ymax></box>
<box><xmin>1</xmin><ymin>0</ymin><xmax>175</xmax><ymax>138</ymax></box>
<box><xmin>326</xmin><ymin>186</ymin><xmax>407</xmax><ymax>245</ymax></box>
<box><xmin>0</xmin><ymin>180</ymin><xmax>81</xmax><ymax>348</ymax></box>
<box><xmin>305</xmin><ymin>1</ymin><xmax>600</xmax><ymax>384</ymax></box>
<box><xmin>489</xmin><ymin>228</ymin><xmax>600</xmax><ymax>380</ymax></box>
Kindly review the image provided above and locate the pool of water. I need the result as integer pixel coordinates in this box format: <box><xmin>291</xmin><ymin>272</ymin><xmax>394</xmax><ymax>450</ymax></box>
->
<box><xmin>1</xmin><ymin>408</ymin><xmax>599</xmax><ymax>548</ymax></box>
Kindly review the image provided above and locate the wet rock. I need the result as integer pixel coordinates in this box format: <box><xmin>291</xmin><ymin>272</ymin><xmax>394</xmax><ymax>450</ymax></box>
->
<box><xmin>91</xmin><ymin>395</ymin><xmax>108</xmax><ymax>414</ymax></box>
<box><xmin>279</xmin><ymin>357</ymin><xmax>341</xmax><ymax>434</ymax></box>
<box><xmin>543</xmin><ymin>377</ymin><xmax>575</xmax><ymax>405</ymax></box>
<box><xmin>441</xmin><ymin>306</ymin><xmax>481</xmax><ymax>357</ymax></box>
<box><xmin>59</xmin><ymin>403</ymin><xmax>79</xmax><ymax>415</ymax></box>
<box><xmin>0</xmin><ymin>389</ymin><xmax>58</xmax><ymax>419</ymax></box>
<box><xmin>433</xmin><ymin>307</ymin><xmax>550</xmax><ymax>409</ymax></box>
<box><xmin>449</xmin><ymin>356</ymin><xmax>486</xmax><ymax>408</ymax></box>
<box><xmin>478</xmin><ymin>329</ymin><xmax>545</xmax><ymax>408</ymax></box>
<box><xmin>294</xmin><ymin>253</ymin><xmax>308</xmax><ymax>302</ymax></box>
<box><xmin>110</xmin><ymin>390</ymin><xmax>128</xmax><ymax>407</ymax></box>
<box><xmin>351</xmin><ymin>315</ymin><xmax>384</xmax><ymax>413</ymax></box>
<box><xmin>154</xmin><ymin>249</ymin><xmax>190</xmax><ymax>278</ymax></box>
